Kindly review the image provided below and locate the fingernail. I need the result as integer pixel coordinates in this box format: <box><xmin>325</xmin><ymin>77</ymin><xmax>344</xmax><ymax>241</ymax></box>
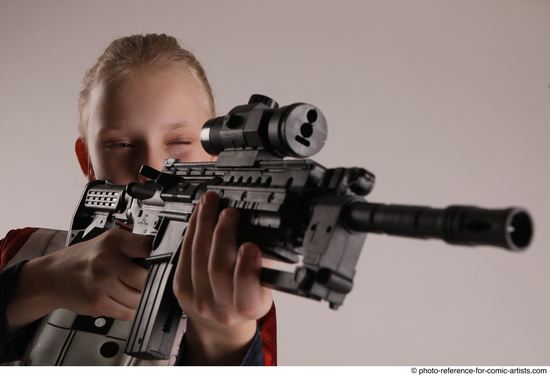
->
<box><xmin>201</xmin><ymin>192</ymin><xmax>219</xmax><ymax>209</ymax></box>
<box><xmin>199</xmin><ymin>193</ymin><xmax>213</xmax><ymax>217</ymax></box>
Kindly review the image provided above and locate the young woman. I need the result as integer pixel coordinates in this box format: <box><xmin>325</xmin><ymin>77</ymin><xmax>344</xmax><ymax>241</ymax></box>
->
<box><xmin>0</xmin><ymin>34</ymin><xmax>276</xmax><ymax>366</ymax></box>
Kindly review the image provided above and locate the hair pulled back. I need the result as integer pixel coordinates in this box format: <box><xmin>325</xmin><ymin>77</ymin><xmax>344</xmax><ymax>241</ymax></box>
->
<box><xmin>78</xmin><ymin>33</ymin><xmax>214</xmax><ymax>138</ymax></box>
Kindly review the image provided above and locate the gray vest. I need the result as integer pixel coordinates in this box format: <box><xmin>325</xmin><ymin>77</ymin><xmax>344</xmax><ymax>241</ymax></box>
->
<box><xmin>4</xmin><ymin>228</ymin><xmax>186</xmax><ymax>366</ymax></box>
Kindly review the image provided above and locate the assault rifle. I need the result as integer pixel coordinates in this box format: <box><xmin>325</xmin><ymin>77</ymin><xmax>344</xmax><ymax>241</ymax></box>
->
<box><xmin>25</xmin><ymin>95</ymin><xmax>533</xmax><ymax>365</ymax></box>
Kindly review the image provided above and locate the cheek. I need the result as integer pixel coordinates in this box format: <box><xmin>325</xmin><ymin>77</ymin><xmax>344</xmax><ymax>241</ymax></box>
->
<box><xmin>168</xmin><ymin>142</ymin><xmax>212</xmax><ymax>163</ymax></box>
<box><xmin>186</xmin><ymin>144</ymin><xmax>214</xmax><ymax>162</ymax></box>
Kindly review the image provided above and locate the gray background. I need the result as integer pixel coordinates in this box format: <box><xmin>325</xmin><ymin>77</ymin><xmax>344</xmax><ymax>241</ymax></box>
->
<box><xmin>1</xmin><ymin>0</ymin><xmax>548</xmax><ymax>365</ymax></box>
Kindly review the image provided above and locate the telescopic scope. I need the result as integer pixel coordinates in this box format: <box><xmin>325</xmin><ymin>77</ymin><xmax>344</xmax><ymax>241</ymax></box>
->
<box><xmin>200</xmin><ymin>94</ymin><xmax>328</xmax><ymax>159</ymax></box>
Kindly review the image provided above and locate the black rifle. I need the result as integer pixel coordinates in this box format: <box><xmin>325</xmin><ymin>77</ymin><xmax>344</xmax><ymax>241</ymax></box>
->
<box><xmin>64</xmin><ymin>94</ymin><xmax>532</xmax><ymax>361</ymax></box>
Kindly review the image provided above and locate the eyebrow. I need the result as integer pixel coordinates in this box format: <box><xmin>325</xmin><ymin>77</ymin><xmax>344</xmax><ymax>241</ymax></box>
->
<box><xmin>166</xmin><ymin>122</ymin><xmax>191</xmax><ymax>130</ymax></box>
<box><xmin>99</xmin><ymin>121</ymin><xmax>192</xmax><ymax>132</ymax></box>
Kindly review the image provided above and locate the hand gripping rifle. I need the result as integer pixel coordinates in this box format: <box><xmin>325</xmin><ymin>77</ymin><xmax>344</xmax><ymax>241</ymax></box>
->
<box><xmin>24</xmin><ymin>95</ymin><xmax>533</xmax><ymax>365</ymax></box>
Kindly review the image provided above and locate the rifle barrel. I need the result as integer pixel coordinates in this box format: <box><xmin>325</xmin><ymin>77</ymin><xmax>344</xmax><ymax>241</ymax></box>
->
<box><xmin>346</xmin><ymin>202</ymin><xmax>533</xmax><ymax>250</ymax></box>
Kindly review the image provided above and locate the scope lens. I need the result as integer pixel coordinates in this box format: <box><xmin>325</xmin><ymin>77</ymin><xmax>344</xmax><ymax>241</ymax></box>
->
<box><xmin>269</xmin><ymin>104</ymin><xmax>327</xmax><ymax>158</ymax></box>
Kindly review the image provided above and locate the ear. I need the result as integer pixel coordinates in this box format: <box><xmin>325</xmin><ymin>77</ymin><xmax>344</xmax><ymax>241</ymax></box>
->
<box><xmin>75</xmin><ymin>138</ymin><xmax>95</xmax><ymax>180</ymax></box>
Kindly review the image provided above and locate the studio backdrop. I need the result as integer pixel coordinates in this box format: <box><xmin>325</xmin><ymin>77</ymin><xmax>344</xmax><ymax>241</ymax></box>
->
<box><xmin>0</xmin><ymin>0</ymin><xmax>548</xmax><ymax>365</ymax></box>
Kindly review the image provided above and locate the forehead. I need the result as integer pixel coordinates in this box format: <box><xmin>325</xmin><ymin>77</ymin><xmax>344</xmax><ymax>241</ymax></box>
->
<box><xmin>89</xmin><ymin>65</ymin><xmax>210</xmax><ymax>134</ymax></box>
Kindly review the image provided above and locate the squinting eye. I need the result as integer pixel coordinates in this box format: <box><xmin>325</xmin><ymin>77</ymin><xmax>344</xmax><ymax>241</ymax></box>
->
<box><xmin>115</xmin><ymin>143</ymin><xmax>134</xmax><ymax>148</ymax></box>
<box><xmin>106</xmin><ymin>142</ymin><xmax>134</xmax><ymax>149</ymax></box>
<box><xmin>168</xmin><ymin>141</ymin><xmax>192</xmax><ymax>146</ymax></box>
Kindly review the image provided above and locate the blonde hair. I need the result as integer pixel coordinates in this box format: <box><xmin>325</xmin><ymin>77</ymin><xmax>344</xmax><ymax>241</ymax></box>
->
<box><xmin>78</xmin><ymin>33</ymin><xmax>215</xmax><ymax>138</ymax></box>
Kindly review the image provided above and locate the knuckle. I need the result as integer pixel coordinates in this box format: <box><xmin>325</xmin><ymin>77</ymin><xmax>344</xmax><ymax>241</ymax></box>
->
<box><xmin>214</xmin><ymin>310</ymin><xmax>234</xmax><ymax>326</ymax></box>
<box><xmin>99</xmin><ymin>229</ymin><xmax>127</xmax><ymax>250</ymax></box>
<box><xmin>172</xmin><ymin>279</ymin><xmax>191</xmax><ymax>302</ymax></box>
<box><xmin>88</xmin><ymin>256</ymin><xmax>110</xmax><ymax>281</ymax></box>
<box><xmin>100</xmin><ymin>229</ymin><xmax>117</xmax><ymax>244</ymax></box>
<box><xmin>212</xmin><ymin>222</ymin><xmax>229</xmax><ymax>238</ymax></box>
<box><xmin>194</xmin><ymin>298</ymin><xmax>211</xmax><ymax>316</ymax></box>
<box><xmin>212</xmin><ymin>223</ymin><xmax>232</xmax><ymax>244</ymax></box>
<box><xmin>92</xmin><ymin>274</ymin><xmax>109</xmax><ymax>288</ymax></box>
<box><xmin>236</xmin><ymin>300</ymin><xmax>257</xmax><ymax>318</ymax></box>
<box><xmin>198</xmin><ymin>215</ymin><xmax>217</xmax><ymax>229</ymax></box>
<box><xmin>88</xmin><ymin>258</ymin><xmax>105</xmax><ymax>279</ymax></box>
<box><xmin>207</xmin><ymin>260</ymin><xmax>226</xmax><ymax>280</ymax></box>
<box><xmin>214</xmin><ymin>211</ymin><xmax>239</xmax><ymax>237</ymax></box>
<box><xmin>172</xmin><ymin>281</ymin><xmax>184</xmax><ymax>299</ymax></box>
